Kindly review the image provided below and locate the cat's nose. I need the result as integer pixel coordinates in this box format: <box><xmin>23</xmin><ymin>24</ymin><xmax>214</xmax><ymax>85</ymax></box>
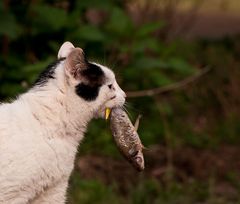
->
<box><xmin>115</xmin><ymin>83</ymin><xmax>126</xmax><ymax>98</ymax></box>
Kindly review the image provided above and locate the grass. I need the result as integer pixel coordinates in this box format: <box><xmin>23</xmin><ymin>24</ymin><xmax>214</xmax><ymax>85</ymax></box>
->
<box><xmin>68</xmin><ymin>170</ymin><xmax>240</xmax><ymax>204</ymax></box>
<box><xmin>68</xmin><ymin>172</ymin><xmax>121</xmax><ymax>204</ymax></box>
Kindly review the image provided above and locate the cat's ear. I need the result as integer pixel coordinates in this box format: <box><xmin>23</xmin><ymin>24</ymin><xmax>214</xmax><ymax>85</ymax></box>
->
<box><xmin>58</xmin><ymin>41</ymin><xmax>75</xmax><ymax>59</ymax></box>
<box><xmin>65</xmin><ymin>47</ymin><xmax>87</xmax><ymax>79</ymax></box>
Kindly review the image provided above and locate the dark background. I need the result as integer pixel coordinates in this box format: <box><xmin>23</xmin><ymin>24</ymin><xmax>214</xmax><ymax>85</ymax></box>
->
<box><xmin>1</xmin><ymin>0</ymin><xmax>240</xmax><ymax>203</ymax></box>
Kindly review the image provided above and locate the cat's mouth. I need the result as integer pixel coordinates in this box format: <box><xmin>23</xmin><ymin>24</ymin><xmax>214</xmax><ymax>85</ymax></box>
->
<box><xmin>96</xmin><ymin>95</ymin><xmax>126</xmax><ymax>119</ymax></box>
<box><xmin>96</xmin><ymin>104</ymin><xmax>124</xmax><ymax>120</ymax></box>
<box><xmin>105</xmin><ymin>108</ymin><xmax>111</xmax><ymax>120</ymax></box>
<box><xmin>97</xmin><ymin>107</ymin><xmax>117</xmax><ymax>119</ymax></box>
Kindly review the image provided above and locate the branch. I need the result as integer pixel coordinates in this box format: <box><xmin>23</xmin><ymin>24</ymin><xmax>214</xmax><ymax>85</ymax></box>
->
<box><xmin>126</xmin><ymin>66</ymin><xmax>211</xmax><ymax>98</ymax></box>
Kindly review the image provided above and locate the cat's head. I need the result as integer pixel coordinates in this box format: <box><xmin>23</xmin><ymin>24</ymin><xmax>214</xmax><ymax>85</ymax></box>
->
<box><xmin>56</xmin><ymin>41</ymin><xmax>126</xmax><ymax>118</ymax></box>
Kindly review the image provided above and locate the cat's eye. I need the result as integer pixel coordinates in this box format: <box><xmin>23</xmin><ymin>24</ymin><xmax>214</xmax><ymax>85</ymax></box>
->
<box><xmin>108</xmin><ymin>84</ymin><xmax>113</xmax><ymax>89</ymax></box>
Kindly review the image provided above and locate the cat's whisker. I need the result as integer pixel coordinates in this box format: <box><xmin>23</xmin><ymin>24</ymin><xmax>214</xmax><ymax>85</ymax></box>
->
<box><xmin>122</xmin><ymin>104</ymin><xmax>133</xmax><ymax>120</ymax></box>
<box><xmin>123</xmin><ymin>103</ymin><xmax>143</xmax><ymax>122</ymax></box>
<box><xmin>124</xmin><ymin>102</ymin><xmax>141</xmax><ymax>113</ymax></box>
<box><xmin>124</xmin><ymin>101</ymin><xmax>133</xmax><ymax>107</ymax></box>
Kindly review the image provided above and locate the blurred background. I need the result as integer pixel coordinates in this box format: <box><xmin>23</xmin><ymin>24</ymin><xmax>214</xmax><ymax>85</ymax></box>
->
<box><xmin>1</xmin><ymin>0</ymin><xmax>240</xmax><ymax>203</ymax></box>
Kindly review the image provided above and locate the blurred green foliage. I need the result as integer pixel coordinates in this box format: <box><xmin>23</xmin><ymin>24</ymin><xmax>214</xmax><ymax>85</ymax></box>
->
<box><xmin>1</xmin><ymin>0</ymin><xmax>240</xmax><ymax>203</ymax></box>
<box><xmin>0</xmin><ymin>0</ymin><xmax>197</xmax><ymax>100</ymax></box>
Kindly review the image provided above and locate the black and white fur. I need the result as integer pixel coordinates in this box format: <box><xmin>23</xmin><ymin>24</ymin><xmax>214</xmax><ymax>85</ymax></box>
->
<box><xmin>0</xmin><ymin>42</ymin><xmax>126</xmax><ymax>203</ymax></box>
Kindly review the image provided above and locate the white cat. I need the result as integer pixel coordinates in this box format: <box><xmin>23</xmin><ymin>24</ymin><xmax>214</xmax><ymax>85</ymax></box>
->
<box><xmin>0</xmin><ymin>42</ymin><xmax>126</xmax><ymax>204</ymax></box>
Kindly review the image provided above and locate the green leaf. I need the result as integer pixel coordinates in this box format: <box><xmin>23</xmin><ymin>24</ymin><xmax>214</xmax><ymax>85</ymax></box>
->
<box><xmin>133</xmin><ymin>38</ymin><xmax>162</xmax><ymax>54</ymax></box>
<box><xmin>71</xmin><ymin>25</ymin><xmax>106</xmax><ymax>42</ymax></box>
<box><xmin>66</xmin><ymin>10</ymin><xmax>83</xmax><ymax>28</ymax></box>
<box><xmin>22</xmin><ymin>57</ymin><xmax>54</xmax><ymax>83</ymax></box>
<box><xmin>106</xmin><ymin>7</ymin><xmax>133</xmax><ymax>36</ymax></box>
<box><xmin>132</xmin><ymin>57</ymin><xmax>169</xmax><ymax>69</ymax></box>
<box><xmin>30</xmin><ymin>4</ymin><xmax>67</xmax><ymax>34</ymax></box>
<box><xmin>149</xmin><ymin>72</ymin><xmax>173</xmax><ymax>86</ymax></box>
<box><xmin>0</xmin><ymin>83</ymin><xmax>25</xmax><ymax>97</ymax></box>
<box><xmin>136</xmin><ymin>22</ymin><xmax>165</xmax><ymax>38</ymax></box>
<box><xmin>0</xmin><ymin>12</ymin><xmax>21</xmax><ymax>39</ymax></box>
<box><xmin>168</xmin><ymin>58</ymin><xmax>195</xmax><ymax>75</ymax></box>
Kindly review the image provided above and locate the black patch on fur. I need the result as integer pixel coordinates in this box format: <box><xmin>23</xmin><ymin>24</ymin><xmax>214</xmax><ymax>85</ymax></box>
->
<box><xmin>34</xmin><ymin>57</ymin><xmax>66</xmax><ymax>86</ymax></box>
<box><xmin>75</xmin><ymin>83</ymin><xmax>100</xmax><ymax>101</ymax></box>
<box><xmin>81</xmin><ymin>62</ymin><xmax>104</xmax><ymax>86</ymax></box>
<box><xmin>75</xmin><ymin>62</ymin><xmax>105</xmax><ymax>101</ymax></box>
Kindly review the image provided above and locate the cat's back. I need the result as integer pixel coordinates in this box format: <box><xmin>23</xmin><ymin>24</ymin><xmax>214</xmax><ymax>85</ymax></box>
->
<box><xmin>0</xmin><ymin>98</ymin><xmax>46</xmax><ymax>167</ymax></box>
<box><xmin>0</xmin><ymin>99</ymin><xmax>32</xmax><ymax>138</ymax></box>
<box><xmin>0</xmin><ymin>102</ymin><xmax>15</xmax><ymax>139</ymax></box>
<box><xmin>0</xmin><ymin>99</ymin><xmax>35</xmax><ymax>156</ymax></box>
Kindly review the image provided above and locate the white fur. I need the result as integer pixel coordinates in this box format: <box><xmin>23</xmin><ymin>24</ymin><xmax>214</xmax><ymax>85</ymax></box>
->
<box><xmin>0</xmin><ymin>42</ymin><xmax>126</xmax><ymax>203</ymax></box>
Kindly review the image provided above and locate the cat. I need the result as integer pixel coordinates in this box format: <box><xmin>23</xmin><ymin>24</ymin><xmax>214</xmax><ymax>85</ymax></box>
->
<box><xmin>0</xmin><ymin>42</ymin><xmax>126</xmax><ymax>204</ymax></box>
